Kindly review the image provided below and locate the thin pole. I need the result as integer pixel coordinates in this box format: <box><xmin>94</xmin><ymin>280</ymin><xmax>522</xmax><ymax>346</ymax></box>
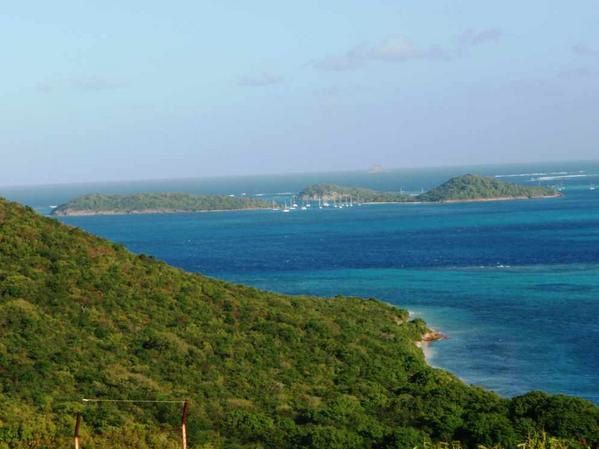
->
<box><xmin>74</xmin><ymin>413</ymin><xmax>81</xmax><ymax>449</ymax></box>
<box><xmin>181</xmin><ymin>400</ymin><xmax>189</xmax><ymax>449</ymax></box>
<box><xmin>80</xmin><ymin>398</ymin><xmax>188</xmax><ymax>447</ymax></box>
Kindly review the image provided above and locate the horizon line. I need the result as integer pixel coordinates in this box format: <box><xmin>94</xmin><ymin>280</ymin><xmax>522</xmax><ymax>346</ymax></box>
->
<box><xmin>1</xmin><ymin>157</ymin><xmax>598</xmax><ymax>190</ymax></box>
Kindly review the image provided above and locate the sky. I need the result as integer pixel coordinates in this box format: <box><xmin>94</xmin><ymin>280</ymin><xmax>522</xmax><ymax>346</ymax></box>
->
<box><xmin>1</xmin><ymin>0</ymin><xmax>599</xmax><ymax>186</ymax></box>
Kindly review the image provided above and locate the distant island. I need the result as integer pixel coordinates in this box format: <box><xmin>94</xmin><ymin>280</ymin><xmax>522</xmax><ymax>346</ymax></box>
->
<box><xmin>299</xmin><ymin>174</ymin><xmax>559</xmax><ymax>205</ymax></box>
<box><xmin>51</xmin><ymin>193</ymin><xmax>272</xmax><ymax>216</ymax></box>
<box><xmin>367</xmin><ymin>164</ymin><xmax>386</xmax><ymax>174</ymax></box>
<box><xmin>416</xmin><ymin>174</ymin><xmax>559</xmax><ymax>202</ymax></box>
<box><xmin>52</xmin><ymin>175</ymin><xmax>560</xmax><ymax>216</ymax></box>
<box><xmin>298</xmin><ymin>184</ymin><xmax>412</xmax><ymax>203</ymax></box>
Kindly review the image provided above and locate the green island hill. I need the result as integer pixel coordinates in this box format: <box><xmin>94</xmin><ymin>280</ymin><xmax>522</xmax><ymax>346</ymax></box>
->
<box><xmin>1</xmin><ymin>197</ymin><xmax>596</xmax><ymax>449</ymax></box>
<box><xmin>299</xmin><ymin>175</ymin><xmax>559</xmax><ymax>205</ymax></box>
<box><xmin>51</xmin><ymin>193</ymin><xmax>272</xmax><ymax>216</ymax></box>
<box><xmin>298</xmin><ymin>184</ymin><xmax>413</xmax><ymax>203</ymax></box>
<box><xmin>51</xmin><ymin>176</ymin><xmax>559</xmax><ymax>218</ymax></box>
<box><xmin>415</xmin><ymin>174</ymin><xmax>559</xmax><ymax>203</ymax></box>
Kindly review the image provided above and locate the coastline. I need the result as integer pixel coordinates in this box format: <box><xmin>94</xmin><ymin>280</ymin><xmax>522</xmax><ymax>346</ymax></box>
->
<box><xmin>52</xmin><ymin>207</ymin><xmax>273</xmax><ymax>217</ymax></box>
<box><xmin>52</xmin><ymin>193</ymin><xmax>562</xmax><ymax>216</ymax></box>
<box><xmin>416</xmin><ymin>330</ymin><xmax>447</xmax><ymax>363</ymax></box>
<box><xmin>360</xmin><ymin>193</ymin><xmax>561</xmax><ymax>206</ymax></box>
<box><xmin>440</xmin><ymin>193</ymin><xmax>562</xmax><ymax>204</ymax></box>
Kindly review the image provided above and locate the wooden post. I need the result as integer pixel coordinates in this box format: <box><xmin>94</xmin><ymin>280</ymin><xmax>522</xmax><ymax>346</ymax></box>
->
<box><xmin>181</xmin><ymin>400</ymin><xmax>189</xmax><ymax>449</ymax></box>
<box><xmin>74</xmin><ymin>413</ymin><xmax>81</xmax><ymax>449</ymax></box>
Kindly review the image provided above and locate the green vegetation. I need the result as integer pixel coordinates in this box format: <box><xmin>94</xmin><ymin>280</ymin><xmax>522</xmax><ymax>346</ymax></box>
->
<box><xmin>52</xmin><ymin>176</ymin><xmax>558</xmax><ymax>217</ymax></box>
<box><xmin>51</xmin><ymin>193</ymin><xmax>271</xmax><ymax>216</ymax></box>
<box><xmin>416</xmin><ymin>175</ymin><xmax>557</xmax><ymax>202</ymax></box>
<box><xmin>0</xmin><ymin>197</ymin><xmax>595</xmax><ymax>449</ymax></box>
<box><xmin>299</xmin><ymin>176</ymin><xmax>557</xmax><ymax>205</ymax></box>
<box><xmin>298</xmin><ymin>184</ymin><xmax>413</xmax><ymax>203</ymax></box>
<box><xmin>416</xmin><ymin>432</ymin><xmax>572</xmax><ymax>449</ymax></box>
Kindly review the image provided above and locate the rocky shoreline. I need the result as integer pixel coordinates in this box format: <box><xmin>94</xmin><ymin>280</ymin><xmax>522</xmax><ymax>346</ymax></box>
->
<box><xmin>420</xmin><ymin>330</ymin><xmax>448</xmax><ymax>342</ymax></box>
<box><xmin>415</xmin><ymin>330</ymin><xmax>447</xmax><ymax>362</ymax></box>
<box><xmin>420</xmin><ymin>330</ymin><xmax>448</xmax><ymax>343</ymax></box>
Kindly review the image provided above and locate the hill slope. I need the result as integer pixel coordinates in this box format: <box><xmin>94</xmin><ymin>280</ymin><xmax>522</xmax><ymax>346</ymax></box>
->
<box><xmin>298</xmin><ymin>176</ymin><xmax>557</xmax><ymax>205</ymax></box>
<box><xmin>298</xmin><ymin>184</ymin><xmax>413</xmax><ymax>203</ymax></box>
<box><xmin>0</xmin><ymin>198</ymin><xmax>596</xmax><ymax>449</ymax></box>
<box><xmin>416</xmin><ymin>175</ymin><xmax>558</xmax><ymax>202</ymax></box>
<box><xmin>51</xmin><ymin>193</ymin><xmax>271</xmax><ymax>216</ymax></box>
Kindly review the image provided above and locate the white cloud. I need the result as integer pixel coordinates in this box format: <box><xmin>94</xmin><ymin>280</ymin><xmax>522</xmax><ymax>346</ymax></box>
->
<box><xmin>362</xmin><ymin>37</ymin><xmax>446</xmax><ymax>62</ymax></box>
<box><xmin>312</xmin><ymin>84</ymin><xmax>371</xmax><ymax>98</ymax></box>
<box><xmin>37</xmin><ymin>76</ymin><xmax>128</xmax><ymax>93</ymax></box>
<box><xmin>572</xmin><ymin>43</ymin><xmax>598</xmax><ymax>57</ymax></box>
<box><xmin>312</xmin><ymin>36</ymin><xmax>449</xmax><ymax>72</ymax></box>
<box><xmin>237</xmin><ymin>72</ymin><xmax>284</xmax><ymax>87</ymax></box>
<box><xmin>557</xmin><ymin>67</ymin><xmax>598</xmax><ymax>80</ymax></box>
<box><xmin>312</xmin><ymin>53</ymin><xmax>365</xmax><ymax>72</ymax></box>
<box><xmin>458</xmin><ymin>28</ymin><xmax>502</xmax><ymax>47</ymax></box>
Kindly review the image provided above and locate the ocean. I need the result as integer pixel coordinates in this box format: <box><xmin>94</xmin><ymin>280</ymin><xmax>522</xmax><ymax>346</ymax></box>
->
<box><xmin>2</xmin><ymin>160</ymin><xmax>598</xmax><ymax>403</ymax></box>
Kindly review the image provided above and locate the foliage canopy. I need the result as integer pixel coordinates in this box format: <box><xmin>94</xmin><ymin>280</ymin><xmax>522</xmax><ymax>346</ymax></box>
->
<box><xmin>415</xmin><ymin>175</ymin><xmax>556</xmax><ymax>202</ymax></box>
<box><xmin>299</xmin><ymin>175</ymin><xmax>557</xmax><ymax>205</ymax></box>
<box><xmin>52</xmin><ymin>193</ymin><xmax>271</xmax><ymax>216</ymax></box>
<box><xmin>0</xmin><ymin>197</ymin><xmax>594</xmax><ymax>449</ymax></box>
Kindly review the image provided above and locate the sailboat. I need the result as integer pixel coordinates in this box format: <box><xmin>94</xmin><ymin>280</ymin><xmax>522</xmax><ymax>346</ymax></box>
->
<box><xmin>282</xmin><ymin>201</ymin><xmax>290</xmax><ymax>213</ymax></box>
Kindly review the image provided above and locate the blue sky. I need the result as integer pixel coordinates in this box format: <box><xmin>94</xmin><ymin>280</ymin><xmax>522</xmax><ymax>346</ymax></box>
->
<box><xmin>1</xmin><ymin>0</ymin><xmax>599</xmax><ymax>185</ymax></box>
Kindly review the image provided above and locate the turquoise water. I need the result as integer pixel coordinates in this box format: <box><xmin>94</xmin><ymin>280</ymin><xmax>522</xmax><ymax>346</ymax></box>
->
<box><xmin>2</xmin><ymin>161</ymin><xmax>599</xmax><ymax>403</ymax></box>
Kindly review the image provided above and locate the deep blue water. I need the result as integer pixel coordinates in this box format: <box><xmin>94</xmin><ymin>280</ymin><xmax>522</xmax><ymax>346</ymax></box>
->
<box><xmin>2</xmin><ymin>161</ymin><xmax>599</xmax><ymax>403</ymax></box>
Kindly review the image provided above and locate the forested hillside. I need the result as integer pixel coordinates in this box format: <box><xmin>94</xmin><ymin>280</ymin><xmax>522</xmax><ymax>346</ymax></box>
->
<box><xmin>52</xmin><ymin>193</ymin><xmax>271</xmax><ymax>216</ymax></box>
<box><xmin>298</xmin><ymin>184</ymin><xmax>412</xmax><ymax>203</ymax></box>
<box><xmin>416</xmin><ymin>175</ymin><xmax>557</xmax><ymax>202</ymax></box>
<box><xmin>0</xmin><ymin>198</ymin><xmax>596</xmax><ymax>449</ymax></box>
<box><xmin>298</xmin><ymin>175</ymin><xmax>557</xmax><ymax>205</ymax></box>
